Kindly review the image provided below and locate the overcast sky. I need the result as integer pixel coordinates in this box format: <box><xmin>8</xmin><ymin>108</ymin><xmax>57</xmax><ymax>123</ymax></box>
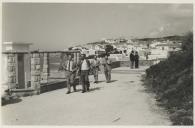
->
<box><xmin>2</xmin><ymin>3</ymin><xmax>193</xmax><ymax>50</ymax></box>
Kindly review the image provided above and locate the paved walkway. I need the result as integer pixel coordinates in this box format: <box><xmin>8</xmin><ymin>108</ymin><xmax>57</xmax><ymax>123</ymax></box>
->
<box><xmin>2</xmin><ymin>66</ymin><xmax>171</xmax><ymax>125</ymax></box>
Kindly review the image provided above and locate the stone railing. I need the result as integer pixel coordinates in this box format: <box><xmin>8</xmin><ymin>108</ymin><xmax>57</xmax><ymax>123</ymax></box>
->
<box><xmin>2</xmin><ymin>50</ymin><xmax>80</xmax><ymax>95</ymax></box>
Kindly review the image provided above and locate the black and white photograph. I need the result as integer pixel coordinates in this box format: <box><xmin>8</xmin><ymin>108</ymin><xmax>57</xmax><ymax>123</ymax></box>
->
<box><xmin>1</xmin><ymin>0</ymin><xmax>194</xmax><ymax>126</ymax></box>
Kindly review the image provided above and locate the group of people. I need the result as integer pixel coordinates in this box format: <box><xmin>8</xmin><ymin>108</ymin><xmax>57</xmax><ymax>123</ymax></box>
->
<box><xmin>59</xmin><ymin>54</ymin><xmax>112</xmax><ymax>94</ymax></box>
<box><xmin>59</xmin><ymin>50</ymin><xmax>139</xmax><ymax>94</ymax></box>
<box><xmin>129</xmin><ymin>50</ymin><xmax>139</xmax><ymax>69</ymax></box>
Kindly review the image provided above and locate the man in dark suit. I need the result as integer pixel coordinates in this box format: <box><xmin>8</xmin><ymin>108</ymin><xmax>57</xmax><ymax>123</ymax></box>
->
<box><xmin>77</xmin><ymin>54</ymin><xmax>90</xmax><ymax>93</ymax></box>
<box><xmin>135</xmin><ymin>51</ymin><xmax>139</xmax><ymax>68</ymax></box>
<box><xmin>130</xmin><ymin>50</ymin><xmax>135</xmax><ymax>69</ymax></box>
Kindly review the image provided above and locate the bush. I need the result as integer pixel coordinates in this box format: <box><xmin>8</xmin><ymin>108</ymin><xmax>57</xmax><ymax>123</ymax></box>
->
<box><xmin>144</xmin><ymin>32</ymin><xmax>193</xmax><ymax>125</ymax></box>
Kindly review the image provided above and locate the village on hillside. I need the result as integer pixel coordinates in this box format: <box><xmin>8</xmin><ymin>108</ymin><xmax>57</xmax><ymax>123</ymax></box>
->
<box><xmin>67</xmin><ymin>36</ymin><xmax>182</xmax><ymax>63</ymax></box>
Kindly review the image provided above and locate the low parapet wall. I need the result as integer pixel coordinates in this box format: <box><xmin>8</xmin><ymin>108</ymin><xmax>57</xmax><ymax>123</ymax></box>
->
<box><xmin>10</xmin><ymin>59</ymin><xmax>162</xmax><ymax>97</ymax></box>
<box><xmin>111</xmin><ymin>60</ymin><xmax>162</xmax><ymax>69</ymax></box>
<box><xmin>40</xmin><ymin>78</ymin><xmax>79</xmax><ymax>93</ymax></box>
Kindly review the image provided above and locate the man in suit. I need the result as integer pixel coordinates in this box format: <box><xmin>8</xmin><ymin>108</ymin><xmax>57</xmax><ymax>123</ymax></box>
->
<box><xmin>91</xmin><ymin>55</ymin><xmax>100</xmax><ymax>83</ymax></box>
<box><xmin>78</xmin><ymin>54</ymin><xmax>90</xmax><ymax>93</ymax></box>
<box><xmin>135</xmin><ymin>51</ymin><xmax>139</xmax><ymax>68</ymax></box>
<box><xmin>102</xmin><ymin>54</ymin><xmax>112</xmax><ymax>83</ymax></box>
<box><xmin>130</xmin><ymin>50</ymin><xmax>135</xmax><ymax>69</ymax></box>
<box><xmin>62</xmin><ymin>54</ymin><xmax>77</xmax><ymax>94</ymax></box>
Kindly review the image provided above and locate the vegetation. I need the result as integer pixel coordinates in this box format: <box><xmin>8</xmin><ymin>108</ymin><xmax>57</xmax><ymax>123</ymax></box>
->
<box><xmin>132</xmin><ymin>35</ymin><xmax>185</xmax><ymax>42</ymax></box>
<box><xmin>105</xmin><ymin>44</ymin><xmax>114</xmax><ymax>54</ymax></box>
<box><xmin>144</xmin><ymin>32</ymin><xmax>193</xmax><ymax>125</ymax></box>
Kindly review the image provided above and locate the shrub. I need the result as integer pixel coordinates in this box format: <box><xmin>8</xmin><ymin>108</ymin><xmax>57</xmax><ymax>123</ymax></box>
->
<box><xmin>144</xmin><ymin>32</ymin><xmax>193</xmax><ymax>125</ymax></box>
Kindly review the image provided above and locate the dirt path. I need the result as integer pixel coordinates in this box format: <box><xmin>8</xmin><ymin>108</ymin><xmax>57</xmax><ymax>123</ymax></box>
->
<box><xmin>2</xmin><ymin>67</ymin><xmax>171</xmax><ymax>125</ymax></box>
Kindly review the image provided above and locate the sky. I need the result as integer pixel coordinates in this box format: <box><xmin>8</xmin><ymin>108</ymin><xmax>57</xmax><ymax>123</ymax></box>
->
<box><xmin>2</xmin><ymin>3</ymin><xmax>193</xmax><ymax>50</ymax></box>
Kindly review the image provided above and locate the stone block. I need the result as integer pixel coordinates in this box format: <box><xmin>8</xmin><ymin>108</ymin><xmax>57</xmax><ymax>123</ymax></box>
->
<box><xmin>42</xmin><ymin>68</ymin><xmax>49</xmax><ymax>73</ymax></box>
<box><xmin>9</xmin><ymin>83</ymin><xmax>17</xmax><ymax>89</ymax></box>
<box><xmin>8</xmin><ymin>54</ymin><xmax>15</xmax><ymax>57</ymax></box>
<box><xmin>31</xmin><ymin>58</ymin><xmax>35</xmax><ymax>65</ymax></box>
<box><xmin>31</xmin><ymin>58</ymin><xmax>40</xmax><ymax>64</ymax></box>
<box><xmin>31</xmin><ymin>75</ymin><xmax>40</xmax><ymax>82</ymax></box>
<box><xmin>8</xmin><ymin>76</ymin><xmax>16</xmax><ymax>83</ymax></box>
<box><xmin>43</xmin><ymin>53</ymin><xmax>49</xmax><ymax>56</ymax></box>
<box><xmin>43</xmin><ymin>56</ymin><xmax>48</xmax><ymax>59</ymax></box>
<box><xmin>32</xmin><ymin>53</ymin><xmax>40</xmax><ymax>58</ymax></box>
<box><xmin>42</xmin><ymin>64</ymin><xmax>49</xmax><ymax>68</ymax></box>
<box><xmin>31</xmin><ymin>70</ymin><xmax>40</xmax><ymax>75</ymax></box>
<box><xmin>35</xmin><ymin>65</ymin><xmax>41</xmax><ymax>70</ymax></box>
<box><xmin>31</xmin><ymin>81</ymin><xmax>39</xmax><ymax>85</ymax></box>
<box><xmin>31</xmin><ymin>65</ymin><xmax>36</xmax><ymax>70</ymax></box>
<box><xmin>7</xmin><ymin>57</ymin><xmax>15</xmax><ymax>63</ymax></box>
<box><xmin>8</xmin><ymin>66</ymin><xmax>15</xmax><ymax>72</ymax></box>
<box><xmin>41</xmin><ymin>79</ymin><xmax>48</xmax><ymax>83</ymax></box>
<box><xmin>43</xmin><ymin>61</ymin><xmax>48</xmax><ymax>65</ymax></box>
<box><xmin>31</xmin><ymin>82</ymin><xmax>40</xmax><ymax>90</ymax></box>
<box><xmin>34</xmin><ymin>58</ymin><xmax>40</xmax><ymax>65</ymax></box>
<box><xmin>41</xmin><ymin>76</ymin><xmax>48</xmax><ymax>81</ymax></box>
<box><xmin>7</xmin><ymin>63</ymin><xmax>16</xmax><ymax>66</ymax></box>
<box><xmin>8</xmin><ymin>72</ymin><xmax>16</xmax><ymax>77</ymax></box>
<box><xmin>41</xmin><ymin>72</ymin><xmax>49</xmax><ymax>76</ymax></box>
<box><xmin>31</xmin><ymin>76</ymin><xmax>35</xmax><ymax>82</ymax></box>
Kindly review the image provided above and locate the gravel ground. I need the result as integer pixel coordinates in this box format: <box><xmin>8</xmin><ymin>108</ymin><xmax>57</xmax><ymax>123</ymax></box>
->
<box><xmin>1</xmin><ymin>67</ymin><xmax>171</xmax><ymax>125</ymax></box>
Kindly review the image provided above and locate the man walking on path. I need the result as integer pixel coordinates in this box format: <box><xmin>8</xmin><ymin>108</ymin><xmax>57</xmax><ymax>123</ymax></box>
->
<box><xmin>130</xmin><ymin>50</ymin><xmax>135</xmax><ymax>69</ymax></box>
<box><xmin>78</xmin><ymin>54</ymin><xmax>91</xmax><ymax>93</ymax></box>
<box><xmin>102</xmin><ymin>54</ymin><xmax>112</xmax><ymax>83</ymax></box>
<box><xmin>135</xmin><ymin>51</ymin><xmax>139</xmax><ymax>68</ymax></box>
<box><xmin>91</xmin><ymin>55</ymin><xmax>100</xmax><ymax>83</ymax></box>
<box><xmin>62</xmin><ymin>54</ymin><xmax>77</xmax><ymax>94</ymax></box>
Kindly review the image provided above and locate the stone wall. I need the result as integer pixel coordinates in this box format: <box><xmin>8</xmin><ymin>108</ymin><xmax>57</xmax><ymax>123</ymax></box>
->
<box><xmin>3</xmin><ymin>51</ymin><xmax>81</xmax><ymax>97</ymax></box>
<box><xmin>31</xmin><ymin>53</ymin><xmax>41</xmax><ymax>94</ymax></box>
<box><xmin>111</xmin><ymin>60</ymin><xmax>164</xmax><ymax>69</ymax></box>
<box><xmin>7</xmin><ymin>54</ymin><xmax>17</xmax><ymax>89</ymax></box>
<box><xmin>41</xmin><ymin>53</ymin><xmax>49</xmax><ymax>83</ymax></box>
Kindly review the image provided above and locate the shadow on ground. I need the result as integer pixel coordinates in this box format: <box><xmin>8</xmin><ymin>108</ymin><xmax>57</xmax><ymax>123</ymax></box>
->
<box><xmin>2</xmin><ymin>97</ymin><xmax>22</xmax><ymax>106</ymax></box>
<box><xmin>108</xmin><ymin>80</ymin><xmax>117</xmax><ymax>83</ymax></box>
<box><xmin>96</xmin><ymin>81</ymin><xmax>104</xmax><ymax>83</ymax></box>
<box><xmin>88</xmin><ymin>87</ymin><xmax>102</xmax><ymax>92</ymax></box>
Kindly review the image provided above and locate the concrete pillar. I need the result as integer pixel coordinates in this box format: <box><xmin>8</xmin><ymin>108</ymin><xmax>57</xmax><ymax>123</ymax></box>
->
<box><xmin>7</xmin><ymin>54</ymin><xmax>17</xmax><ymax>89</ymax></box>
<box><xmin>31</xmin><ymin>53</ymin><xmax>41</xmax><ymax>94</ymax></box>
<box><xmin>41</xmin><ymin>53</ymin><xmax>49</xmax><ymax>83</ymax></box>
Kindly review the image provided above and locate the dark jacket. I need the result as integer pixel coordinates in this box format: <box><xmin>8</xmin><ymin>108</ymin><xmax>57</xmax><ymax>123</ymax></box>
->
<box><xmin>130</xmin><ymin>53</ymin><xmax>135</xmax><ymax>62</ymax></box>
<box><xmin>134</xmin><ymin>54</ymin><xmax>139</xmax><ymax>62</ymax></box>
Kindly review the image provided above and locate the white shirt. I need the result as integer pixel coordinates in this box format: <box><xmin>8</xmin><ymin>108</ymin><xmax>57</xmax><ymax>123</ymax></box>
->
<box><xmin>66</xmin><ymin>60</ymin><xmax>73</xmax><ymax>71</ymax></box>
<box><xmin>81</xmin><ymin>59</ymin><xmax>89</xmax><ymax>70</ymax></box>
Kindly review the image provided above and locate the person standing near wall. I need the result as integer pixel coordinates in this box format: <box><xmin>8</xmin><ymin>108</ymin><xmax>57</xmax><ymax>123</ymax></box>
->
<box><xmin>91</xmin><ymin>55</ymin><xmax>100</xmax><ymax>83</ymax></box>
<box><xmin>129</xmin><ymin>50</ymin><xmax>135</xmax><ymax>69</ymax></box>
<box><xmin>135</xmin><ymin>51</ymin><xmax>139</xmax><ymax>68</ymax></box>
<box><xmin>102</xmin><ymin>54</ymin><xmax>112</xmax><ymax>83</ymax></box>
<box><xmin>62</xmin><ymin>54</ymin><xmax>77</xmax><ymax>94</ymax></box>
<box><xmin>78</xmin><ymin>54</ymin><xmax>90</xmax><ymax>93</ymax></box>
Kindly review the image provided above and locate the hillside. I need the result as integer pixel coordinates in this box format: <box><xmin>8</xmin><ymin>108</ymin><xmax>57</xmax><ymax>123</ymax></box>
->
<box><xmin>86</xmin><ymin>35</ymin><xmax>184</xmax><ymax>46</ymax></box>
<box><xmin>143</xmin><ymin>32</ymin><xmax>193</xmax><ymax>125</ymax></box>
<box><xmin>132</xmin><ymin>35</ymin><xmax>185</xmax><ymax>42</ymax></box>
